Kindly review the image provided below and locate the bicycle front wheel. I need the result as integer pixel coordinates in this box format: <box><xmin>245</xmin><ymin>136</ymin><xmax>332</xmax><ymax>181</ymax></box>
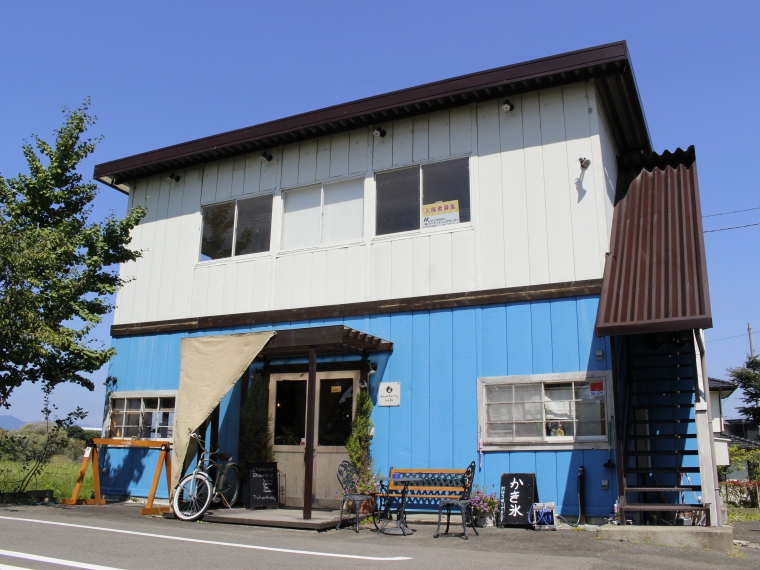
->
<box><xmin>173</xmin><ymin>473</ymin><xmax>212</xmax><ymax>521</ymax></box>
<box><xmin>218</xmin><ymin>463</ymin><xmax>240</xmax><ymax>507</ymax></box>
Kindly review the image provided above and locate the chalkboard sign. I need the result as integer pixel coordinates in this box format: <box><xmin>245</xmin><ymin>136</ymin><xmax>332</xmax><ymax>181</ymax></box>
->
<box><xmin>248</xmin><ymin>462</ymin><xmax>278</xmax><ymax>508</ymax></box>
<box><xmin>497</xmin><ymin>473</ymin><xmax>538</xmax><ymax>527</ymax></box>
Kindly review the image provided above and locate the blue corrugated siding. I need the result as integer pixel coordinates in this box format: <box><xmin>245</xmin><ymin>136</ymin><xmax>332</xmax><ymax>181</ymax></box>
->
<box><xmin>101</xmin><ymin>295</ymin><xmax>616</xmax><ymax>514</ymax></box>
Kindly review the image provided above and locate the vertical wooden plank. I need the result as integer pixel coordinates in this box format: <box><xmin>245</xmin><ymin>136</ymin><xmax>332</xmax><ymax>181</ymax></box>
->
<box><xmin>145</xmin><ymin>177</ymin><xmax>172</xmax><ymax>321</ymax></box>
<box><xmin>555</xmin><ymin>451</ymin><xmax>583</xmax><ymax>514</ymax></box>
<box><xmin>550</xmin><ymin>298</ymin><xmax>579</xmax><ymax>372</ymax></box>
<box><xmin>231</xmin><ymin>155</ymin><xmax>247</xmax><ymax>197</ymax></box>
<box><xmin>172</xmin><ymin>166</ymin><xmax>203</xmax><ymax>319</ymax></box>
<box><xmin>392</xmin><ymin>118</ymin><xmax>413</xmax><ymax>166</ymax></box>
<box><xmin>156</xmin><ymin>174</ymin><xmax>185</xmax><ymax>321</ymax></box>
<box><xmin>190</xmin><ymin>266</ymin><xmax>209</xmax><ymax>317</ymax></box>
<box><xmin>309</xmin><ymin>250</ymin><xmax>326</xmax><ymax>307</ymax></box>
<box><xmin>372</xmin><ymin>123</ymin><xmax>393</xmax><ymax>171</ymax></box>
<box><xmin>452</xmin><ymin>307</ymin><xmax>477</xmax><ymax>468</ymax></box>
<box><xmin>329</xmin><ymin>132</ymin><xmax>350</xmax><ymax>177</ymax></box>
<box><xmin>535</xmin><ymin>452</ymin><xmax>558</xmax><ymax>505</ymax></box>
<box><xmin>563</xmin><ymin>83</ymin><xmax>601</xmax><ymax>280</ymax></box>
<box><xmin>509</xmin><ymin>451</ymin><xmax>537</xmax><ymax>479</ymax></box>
<box><xmin>200</xmin><ymin>162</ymin><xmax>219</xmax><ymax>204</ymax></box>
<box><xmin>411</xmin><ymin>311</ymin><xmax>430</xmax><ymax>467</ymax></box>
<box><xmin>428</xmin><ymin>110</ymin><xmax>450</xmax><ymax>158</ymax></box>
<box><xmin>476</xmin><ymin>100</ymin><xmax>505</xmax><ymax>289</ymax></box>
<box><xmin>117</xmin><ymin>179</ymin><xmax>148</xmax><ymax>324</ymax></box>
<box><xmin>221</xmin><ymin>263</ymin><xmax>238</xmax><ymax>315</ymax></box>
<box><xmin>522</xmin><ymin>91</ymin><xmax>550</xmax><ymax>285</ymax></box>
<box><xmin>370</xmin><ymin>241</ymin><xmax>392</xmax><ymax>299</ymax></box>
<box><xmin>429</xmin><ymin>309</ymin><xmax>454</xmax><ymax>467</ymax></box>
<box><xmin>215</xmin><ymin>158</ymin><xmax>234</xmax><ymax>202</ymax></box>
<box><xmin>387</xmin><ymin>313</ymin><xmax>413</xmax><ymax>468</ymax></box>
<box><xmin>297</xmin><ymin>139</ymin><xmax>318</xmax><ymax>185</ymax></box>
<box><xmin>251</xmin><ymin>257</ymin><xmax>271</xmax><ymax>312</ymax></box>
<box><xmin>506</xmin><ymin>302</ymin><xmax>533</xmax><ymax>375</ymax></box>
<box><xmin>499</xmin><ymin>95</ymin><xmax>530</xmax><ymax>287</ymax></box>
<box><xmin>273</xmin><ymin>255</ymin><xmax>294</xmax><ymax>309</ymax></box>
<box><xmin>587</xmin><ymin>83</ymin><xmax>617</xmax><ymax>256</ymax></box>
<box><xmin>449</xmin><ymin>105</ymin><xmax>472</xmax><ymax>155</ymax></box>
<box><xmin>343</xmin><ymin>245</ymin><xmax>365</xmax><ymax>303</ymax></box>
<box><xmin>234</xmin><ymin>260</ymin><xmax>255</xmax><ymax>314</ymax></box>
<box><xmin>205</xmin><ymin>264</ymin><xmax>226</xmax><ymax>316</ymax></box>
<box><xmin>280</xmin><ymin>143</ymin><xmax>300</xmax><ymax>188</ymax></box>
<box><xmin>324</xmin><ymin>248</ymin><xmax>347</xmax><ymax>305</ymax></box>
<box><xmin>451</xmin><ymin>230</ymin><xmax>475</xmax><ymax>292</ymax></box>
<box><xmin>150</xmin><ymin>334</ymin><xmax>170</xmax><ymax>391</ymax></box>
<box><xmin>131</xmin><ymin>176</ymin><xmax>161</xmax><ymax>323</ymax></box>
<box><xmin>391</xmin><ymin>238</ymin><xmax>413</xmax><ymax>299</ymax></box>
<box><xmin>315</xmin><ymin>137</ymin><xmax>331</xmax><ymax>181</ymax></box>
<box><xmin>412</xmin><ymin>115</ymin><xmax>429</xmax><ymax>162</ymax></box>
<box><xmin>291</xmin><ymin>252</ymin><xmax>313</xmax><ymax>308</ymax></box>
<box><xmin>576</xmin><ymin>296</ymin><xmax>608</xmax><ymax>371</ymax></box>
<box><xmin>412</xmin><ymin>236</ymin><xmax>430</xmax><ymax>298</ymax></box>
<box><xmin>259</xmin><ymin>150</ymin><xmax>278</xmax><ymax>191</ymax></box>
<box><xmin>368</xmin><ymin>315</ymin><xmax>392</xmax><ymax>472</ymax></box>
<box><xmin>348</xmin><ymin>128</ymin><xmax>368</xmax><ymax>174</ymax></box>
<box><xmin>243</xmin><ymin>153</ymin><xmax>262</xmax><ymax>195</ymax></box>
<box><xmin>539</xmin><ymin>87</ymin><xmax>575</xmax><ymax>283</ymax></box>
<box><xmin>481</xmin><ymin>304</ymin><xmax>508</xmax><ymax>377</ymax></box>
<box><xmin>429</xmin><ymin>232</ymin><xmax>452</xmax><ymax>295</ymax></box>
<box><xmin>530</xmin><ymin>300</ymin><xmax>553</xmax><ymax>374</ymax></box>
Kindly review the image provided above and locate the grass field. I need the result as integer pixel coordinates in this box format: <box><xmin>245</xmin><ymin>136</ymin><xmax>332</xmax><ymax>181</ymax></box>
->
<box><xmin>0</xmin><ymin>455</ymin><xmax>94</xmax><ymax>501</ymax></box>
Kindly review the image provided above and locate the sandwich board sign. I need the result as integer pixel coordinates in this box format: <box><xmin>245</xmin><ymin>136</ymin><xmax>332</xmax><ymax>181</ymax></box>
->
<box><xmin>378</xmin><ymin>382</ymin><xmax>400</xmax><ymax>407</ymax></box>
<box><xmin>497</xmin><ymin>472</ymin><xmax>537</xmax><ymax>527</ymax></box>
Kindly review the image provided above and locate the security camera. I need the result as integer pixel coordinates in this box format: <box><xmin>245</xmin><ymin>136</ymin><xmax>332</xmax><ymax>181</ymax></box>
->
<box><xmin>502</xmin><ymin>100</ymin><xmax>514</xmax><ymax>112</ymax></box>
<box><xmin>579</xmin><ymin>157</ymin><xmax>591</xmax><ymax>169</ymax></box>
<box><xmin>260</xmin><ymin>152</ymin><xmax>273</xmax><ymax>162</ymax></box>
<box><xmin>373</xmin><ymin>127</ymin><xmax>387</xmax><ymax>138</ymax></box>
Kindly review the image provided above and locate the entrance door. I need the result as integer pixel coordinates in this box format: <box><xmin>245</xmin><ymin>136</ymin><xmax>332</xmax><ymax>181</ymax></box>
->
<box><xmin>269</xmin><ymin>370</ymin><xmax>359</xmax><ymax>508</ymax></box>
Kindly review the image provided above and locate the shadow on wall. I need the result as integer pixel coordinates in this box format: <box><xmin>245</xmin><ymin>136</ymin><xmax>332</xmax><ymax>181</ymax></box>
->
<box><xmin>100</xmin><ymin>447</ymin><xmax>167</xmax><ymax>499</ymax></box>
<box><xmin>367</xmin><ymin>352</ymin><xmax>392</xmax><ymax>405</ymax></box>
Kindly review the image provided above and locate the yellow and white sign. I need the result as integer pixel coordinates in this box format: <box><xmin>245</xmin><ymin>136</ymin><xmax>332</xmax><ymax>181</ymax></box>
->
<box><xmin>422</xmin><ymin>200</ymin><xmax>459</xmax><ymax>228</ymax></box>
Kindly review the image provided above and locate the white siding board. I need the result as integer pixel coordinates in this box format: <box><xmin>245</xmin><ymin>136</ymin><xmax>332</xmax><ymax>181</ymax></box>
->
<box><xmin>344</xmin><ymin>245</ymin><xmax>365</xmax><ymax>303</ymax></box>
<box><xmin>190</xmin><ymin>266</ymin><xmax>209</xmax><ymax>317</ymax></box>
<box><xmin>428</xmin><ymin>110</ymin><xmax>450</xmax><ymax>158</ymax></box>
<box><xmin>476</xmin><ymin>100</ymin><xmax>506</xmax><ymax>289</ymax></box>
<box><xmin>499</xmin><ymin>95</ymin><xmax>530</xmax><ymax>287</ymax></box>
<box><xmin>115</xmin><ymin>178</ymin><xmax>147</xmax><ymax>323</ymax></box>
<box><xmin>521</xmin><ymin>91</ymin><xmax>550</xmax><ymax>285</ymax></box>
<box><xmin>412</xmin><ymin>116</ymin><xmax>429</xmax><ymax>162</ymax></box>
<box><xmin>231</xmin><ymin>155</ymin><xmax>246</xmax><ymax>197</ymax></box>
<box><xmin>429</xmin><ymin>232</ymin><xmax>452</xmax><ymax>295</ymax></box>
<box><xmin>200</xmin><ymin>163</ymin><xmax>218</xmax><ymax>204</ymax></box>
<box><xmin>215</xmin><ymin>158</ymin><xmax>234</xmax><ymax>202</ymax></box>
<box><xmin>259</xmin><ymin>152</ymin><xmax>278</xmax><ymax>191</ymax></box>
<box><xmin>539</xmin><ymin>87</ymin><xmax>575</xmax><ymax>283</ymax></box>
<box><xmin>298</xmin><ymin>139</ymin><xmax>318</xmax><ymax>185</ymax></box>
<box><xmin>324</xmin><ymin>248</ymin><xmax>347</xmax><ymax>306</ymax></box>
<box><xmin>449</xmin><ymin>105</ymin><xmax>471</xmax><ymax>155</ymax></box>
<box><xmin>273</xmin><ymin>255</ymin><xmax>294</xmax><ymax>309</ymax></box>
<box><xmin>329</xmin><ymin>132</ymin><xmax>350</xmax><ymax>177</ymax></box>
<box><xmin>221</xmin><ymin>263</ymin><xmax>238</xmax><ymax>315</ymax></box>
<box><xmin>131</xmin><ymin>176</ymin><xmax>161</xmax><ymax>323</ymax></box>
<box><xmin>205</xmin><ymin>264</ymin><xmax>226</xmax><ymax>316</ymax></box>
<box><xmin>281</xmin><ymin>144</ymin><xmax>300</xmax><ymax>188</ymax></box>
<box><xmin>392</xmin><ymin>118</ymin><xmax>413</xmax><ymax>166</ymax></box>
<box><xmin>145</xmin><ymin>177</ymin><xmax>171</xmax><ymax>322</ymax></box>
<box><xmin>234</xmin><ymin>261</ymin><xmax>255</xmax><ymax>314</ymax></box>
<box><xmin>412</xmin><ymin>236</ymin><xmax>430</xmax><ymax>297</ymax></box>
<box><xmin>390</xmin><ymin>239</ymin><xmax>413</xmax><ymax>298</ymax></box>
<box><xmin>291</xmin><ymin>252</ymin><xmax>313</xmax><ymax>308</ymax></box>
<box><xmin>156</xmin><ymin>175</ymin><xmax>184</xmax><ymax>321</ymax></box>
<box><xmin>310</xmin><ymin>250</ymin><xmax>327</xmax><ymax>306</ymax></box>
<box><xmin>372</xmin><ymin>123</ymin><xmax>393</xmax><ymax>171</ymax></box>
<box><xmin>251</xmin><ymin>257</ymin><xmax>272</xmax><ymax>312</ymax></box>
<box><xmin>451</xmin><ymin>230</ymin><xmax>476</xmax><ymax>292</ymax></box>
<box><xmin>316</xmin><ymin>137</ymin><xmax>331</xmax><ymax>181</ymax></box>
<box><xmin>173</xmin><ymin>166</ymin><xmax>203</xmax><ymax>318</ymax></box>
<box><xmin>349</xmin><ymin>129</ymin><xmax>368</xmax><ymax>174</ymax></box>
<box><xmin>370</xmin><ymin>241</ymin><xmax>392</xmax><ymax>299</ymax></box>
<box><xmin>243</xmin><ymin>153</ymin><xmax>262</xmax><ymax>195</ymax></box>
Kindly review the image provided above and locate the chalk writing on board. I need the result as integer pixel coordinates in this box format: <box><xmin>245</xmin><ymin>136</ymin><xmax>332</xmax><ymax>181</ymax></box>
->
<box><xmin>249</xmin><ymin>462</ymin><xmax>278</xmax><ymax>508</ymax></box>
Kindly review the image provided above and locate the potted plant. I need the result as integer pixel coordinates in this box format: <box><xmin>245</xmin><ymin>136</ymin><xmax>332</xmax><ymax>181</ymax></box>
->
<box><xmin>471</xmin><ymin>485</ymin><xmax>499</xmax><ymax>527</ymax></box>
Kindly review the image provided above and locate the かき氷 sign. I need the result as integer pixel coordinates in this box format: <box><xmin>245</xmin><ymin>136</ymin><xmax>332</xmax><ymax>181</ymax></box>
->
<box><xmin>497</xmin><ymin>473</ymin><xmax>538</xmax><ymax>527</ymax></box>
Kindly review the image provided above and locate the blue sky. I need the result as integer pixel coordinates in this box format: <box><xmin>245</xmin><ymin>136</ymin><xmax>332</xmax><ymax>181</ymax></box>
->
<box><xmin>1</xmin><ymin>1</ymin><xmax>758</xmax><ymax>423</ymax></box>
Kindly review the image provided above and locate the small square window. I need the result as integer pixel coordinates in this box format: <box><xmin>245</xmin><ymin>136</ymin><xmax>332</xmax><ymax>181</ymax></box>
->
<box><xmin>200</xmin><ymin>201</ymin><xmax>235</xmax><ymax>260</ymax></box>
<box><xmin>235</xmin><ymin>194</ymin><xmax>273</xmax><ymax>256</ymax></box>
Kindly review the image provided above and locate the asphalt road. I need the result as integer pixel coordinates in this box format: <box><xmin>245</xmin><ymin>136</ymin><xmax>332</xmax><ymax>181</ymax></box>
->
<box><xmin>1</xmin><ymin>504</ymin><xmax>758</xmax><ymax>570</ymax></box>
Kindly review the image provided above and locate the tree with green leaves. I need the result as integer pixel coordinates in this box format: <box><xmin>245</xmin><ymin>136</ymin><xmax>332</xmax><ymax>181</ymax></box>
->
<box><xmin>727</xmin><ymin>355</ymin><xmax>760</xmax><ymax>427</ymax></box>
<box><xmin>0</xmin><ymin>100</ymin><xmax>146</xmax><ymax>410</ymax></box>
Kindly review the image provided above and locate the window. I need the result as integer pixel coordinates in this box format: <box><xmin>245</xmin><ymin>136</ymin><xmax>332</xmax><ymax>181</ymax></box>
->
<box><xmin>200</xmin><ymin>194</ymin><xmax>273</xmax><ymax>260</ymax></box>
<box><xmin>281</xmin><ymin>178</ymin><xmax>364</xmax><ymax>250</ymax></box>
<box><xmin>108</xmin><ymin>394</ymin><xmax>176</xmax><ymax>439</ymax></box>
<box><xmin>479</xmin><ymin>373</ymin><xmax>609</xmax><ymax>445</ymax></box>
<box><xmin>375</xmin><ymin>157</ymin><xmax>470</xmax><ymax>236</ymax></box>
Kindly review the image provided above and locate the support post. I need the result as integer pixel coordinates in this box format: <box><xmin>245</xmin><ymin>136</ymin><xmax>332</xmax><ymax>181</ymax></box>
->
<box><xmin>303</xmin><ymin>346</ymin><xmax>317</xmax><ymax>520</ymax></box>
<box><xmin>750</xmin><ymin>323</ymin><xmax>756</xmax><ymax>358</ymax></box>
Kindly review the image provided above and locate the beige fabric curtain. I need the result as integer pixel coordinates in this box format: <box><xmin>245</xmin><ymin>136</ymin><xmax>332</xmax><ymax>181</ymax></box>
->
<box><xmin>171</xmin><ymin>331</ymin><xmax>275</xmax><ymax>493</ymax></box>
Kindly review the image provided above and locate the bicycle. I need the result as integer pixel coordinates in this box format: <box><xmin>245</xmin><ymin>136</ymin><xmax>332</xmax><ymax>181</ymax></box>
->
<box><xmin>172</xmin><ymin>430</ymin><xmax>241</xmax><ymax>521</ymax></box>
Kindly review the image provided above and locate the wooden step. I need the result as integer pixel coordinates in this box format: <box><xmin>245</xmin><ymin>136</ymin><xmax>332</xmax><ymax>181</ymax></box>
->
<box><xmin>626</xmin><ymin>467</ymin><xmax>700</xmax><ymax>474</ymax></box>
<box><xmin>625</xmin><ymin>486</ymin><xmax>701</xmax><ymax>492</ymax></box>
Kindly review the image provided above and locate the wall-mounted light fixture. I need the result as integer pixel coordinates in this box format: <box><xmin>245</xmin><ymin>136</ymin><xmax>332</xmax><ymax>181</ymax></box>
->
<box><xmin>502</xmin><ymin>100</ymin><xmax>514</xmax><ymax>112</ymax></box>
<box><xmin>166</xmin><ymin>173</ymin><xmax>181</xmax><ymax>182</ymax></box>
<box><xmin>373</xmin><ymin>127</ymin><xmax>387</xmax><ymax>138</ymax></box>
<box><xmin>579</xmin><ymin>157</ymin><xmax>591</xmax><ymax>170</ymax></box>
<box><xmin>260</xmin><ymin>152</ymin><xmax>273</xmax><ymax>162</ymax></box>
<box><xmin>360</xmin><ymin>362</ymin><xmax>377</xmax><ymax>389</ymax></box>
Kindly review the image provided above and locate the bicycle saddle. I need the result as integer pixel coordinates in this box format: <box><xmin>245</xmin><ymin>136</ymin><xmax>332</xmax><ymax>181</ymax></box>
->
<box><xmin>217</xmin><ymin>452</ymin><xmax>232</xmax><ymax>461</ymax></box>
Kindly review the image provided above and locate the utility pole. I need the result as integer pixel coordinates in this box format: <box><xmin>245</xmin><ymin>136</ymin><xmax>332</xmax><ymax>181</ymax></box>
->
<box><xmin>750</xmin><ymin>322</ymin><xmax>756</xmax><ymax>358</ymax></box>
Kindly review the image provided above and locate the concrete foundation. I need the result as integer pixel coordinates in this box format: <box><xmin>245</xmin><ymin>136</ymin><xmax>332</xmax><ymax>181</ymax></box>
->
<box><xmin>595</xmin><ymin>525</ymin><xmax>734</xmax><ymax>552</ymax></box>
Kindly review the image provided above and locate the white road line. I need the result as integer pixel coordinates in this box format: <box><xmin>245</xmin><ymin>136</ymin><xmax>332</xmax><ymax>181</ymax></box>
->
<box><xmin>0</xmin><ymin>549</ymin><xmax>122</xmax><ymax>570</ymax></box>
<box><xmin>0</xmin><ymin>516</ymin><xmax>411</xmax><ymax>561</ymax></box>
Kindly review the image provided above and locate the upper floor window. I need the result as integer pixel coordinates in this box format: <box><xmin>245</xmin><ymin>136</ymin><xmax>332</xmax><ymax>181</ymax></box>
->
<box><xmin>376</xmin><ymin>157</ymin><xmax>470</xmax><ymax>236</ymax></box>
<box><xmin>200</xmin><ymin>194</ymin><xmax>273</xmax><ymax>261</ymax></box>
<box><xmin>108</xmin><ymin>393</ymin><xmax>176</xmax><ymax>440</ymax></box>
<box><xmin>281</xmin><ymin>178</ymin><xmax>364</xmax><ymax>250</ymax></box>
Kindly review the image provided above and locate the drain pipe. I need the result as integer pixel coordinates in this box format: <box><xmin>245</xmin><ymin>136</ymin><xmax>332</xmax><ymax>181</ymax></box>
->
<box><xmin>578</xmin><ymin>466</ymin><xmax>586</xmax><ymax>525</ymax></box>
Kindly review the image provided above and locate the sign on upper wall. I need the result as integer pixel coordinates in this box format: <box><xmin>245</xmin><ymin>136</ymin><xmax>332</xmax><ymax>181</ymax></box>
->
<box><xmin>422</xmin><ymin>200</ymin><xmax>460</xmax><ymax>228</ymax></box>
<box><xmin>378</xmin><ymin>382</ymin><xmax>400</xmax><ymax>407</ymax></box>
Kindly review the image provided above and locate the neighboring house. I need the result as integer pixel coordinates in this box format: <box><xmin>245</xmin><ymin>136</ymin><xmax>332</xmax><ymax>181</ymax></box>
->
<box><xmin>708</xmin><ymin>377</ymin><xmax>738</xmax><ymax>467</ymax></box>
<box><xmin>94</xmin><ymin>42</ymin><xmax>722</xmax><ymax>524</ymax></box>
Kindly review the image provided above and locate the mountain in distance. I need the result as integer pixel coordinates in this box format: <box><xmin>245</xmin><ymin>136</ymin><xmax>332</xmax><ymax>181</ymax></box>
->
<box><xmin>0</xmin><ymin>415</ymin><xmax>28</xmax><ymax>430</ymax></box>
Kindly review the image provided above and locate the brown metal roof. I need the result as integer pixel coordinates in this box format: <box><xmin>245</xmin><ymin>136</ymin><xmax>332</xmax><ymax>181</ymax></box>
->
<box><xmin>256</xmin><ymin>325</ymin><xmax>392</xmax><ymax>359</ymax></box>
<box><xmin>95</xmin><ymin>41</ymin><xmax>651</xmax><ymax>194</ymax></box>
<box><xmin>595</xmin><ymin>146</ymin><xmax>712</xmax><ymax>336</ymax></box>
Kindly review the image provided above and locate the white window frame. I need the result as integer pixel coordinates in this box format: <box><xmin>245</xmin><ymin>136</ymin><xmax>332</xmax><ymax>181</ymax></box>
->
<box><xmin>105</xmin><ymin>390</ymin><xmax>178</xmax><ymax>441</ymax></box>
<box><xmin>198</xmin><ymin>193</ymin><xmax>274</xmax><ymax>263</ymax></box>
<box><xmin>477</xmin><ymin>371</ymin><xmax>613</xmax><ymax>451</ymax></box>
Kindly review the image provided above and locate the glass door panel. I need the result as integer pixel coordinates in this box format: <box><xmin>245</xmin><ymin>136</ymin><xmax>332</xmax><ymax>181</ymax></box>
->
<box><xmin>274</xmin><ymin>380</ymin><xmax>307</xmax><ymax>446</ymax></box>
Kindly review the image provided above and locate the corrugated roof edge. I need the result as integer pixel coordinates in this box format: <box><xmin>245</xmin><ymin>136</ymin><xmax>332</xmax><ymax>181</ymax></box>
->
<box><xmin>94</xmin><ymin>40</ymin><xmax>651</xmax><ymax>194</ymax></box>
